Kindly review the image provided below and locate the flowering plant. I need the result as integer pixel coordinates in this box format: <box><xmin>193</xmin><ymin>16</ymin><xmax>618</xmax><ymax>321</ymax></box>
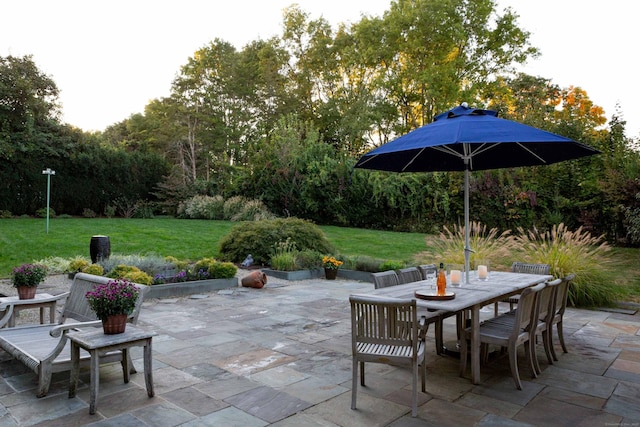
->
<box><xmin>322</xmin><ymin>256</ymin><xmax>343</xmax><ymax>270</ymax></box>
<box><xmin>11</xmin><ymin>263</ymin><xmax>48</xmax><ymax>288</ymax></box>
<box><xmin>85</xmin><ymin>279</ymin><xmax>139</xmax><ymax>320</ymax></box>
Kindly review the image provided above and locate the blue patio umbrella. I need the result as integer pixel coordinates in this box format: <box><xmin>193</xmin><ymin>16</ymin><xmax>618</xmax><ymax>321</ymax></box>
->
<box><xmin>354</xmin><ymin>103</ymin><xmax>600</xmax><ymax>283</ymax></box>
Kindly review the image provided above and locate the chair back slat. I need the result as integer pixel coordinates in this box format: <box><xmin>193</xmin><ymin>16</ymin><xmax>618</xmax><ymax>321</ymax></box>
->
<box><xmin>538</xmin><ymin>279</ymin><xmax>561</xmax><ymax>324</ymax></box>
<box><xmin>554</xmin><ymin>274</ymin><xmax>575</xmax><ymax>317</ymax></box>
<box><xmin>397</xmin><ymin>267</ymin><xmax>422</xmax><ymax>284</ymax></box>
<box><xmin>372</xmin><ymin>271</ymin><xmax>400</xmax><ymax>289</ymax></box>
<box><xmin>351</xmin><ymin>296</ymin><xmax>417</xmax><ymax>348</ymax></box>
<box><xmin>511</xmin><ymin>262</ymin><xmax>550</xmax><ymax>275</ymax></box>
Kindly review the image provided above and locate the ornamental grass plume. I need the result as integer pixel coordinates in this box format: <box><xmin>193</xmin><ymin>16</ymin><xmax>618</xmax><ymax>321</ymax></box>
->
<box><xmin>419</xmin><ymin>221</ymin><xmax>517</xmax><ymax>271</ymax></box>
<box><xmin>85</xmin><ymin>279</ymin><xmax>139</xmax><ymax>320</ymax></box>
<box><xmin>515</xmin><ymin>223</ymin><xmax>618</xmax><ymax>307</ymax></box>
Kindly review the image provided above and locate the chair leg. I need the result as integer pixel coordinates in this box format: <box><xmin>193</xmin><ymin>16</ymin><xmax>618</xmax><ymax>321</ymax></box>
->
<box><xmin>411</xmin><ymin>361</ymin><xmax>418</xmax><ymax>417</ymax></box>
<box><xmin>542</xmin><ymin>329</ymin><xmax>554</xmax><ymax>365</ymax></box>
<box><xmin>351</xmin><ymin>359</ymin><xmax>358</xmax><ymax>410</ymax></box>
<box><xmin>548</xmin><ymin>326</ymin><xmax>559</xmax><ymax>361</ymax></box>
<box><xmin>421</xmin><ymin>355</ymin><xmax>426</xmax><ymax>393</ymax></box>
<box><xmin>509</xmin><ymin>344</ymin><xmax>523</xmax><ymax>390</ymax></box>
<box><xmin>435</xmin><ymin>319</ymin><xmax>443</xmax><ymax>355</ymax></box>
<box><xmin>360</xmin><ymin>361</ymin><xmax>365</xmax><ymax>386</ymax></box>
<box><xmin>494</xmin><ymin>302</ymin><xmax>499</xmax><ymax>317</ymax></box>
<box><xmin>557</xmin><ymin>321</ymin><xmax>568</xmax><ymax>353</ymax></box>
<box><xmin>527</xmin><ymin>337</ymin><xmax>542</xmax><ymax>379</ymax></box>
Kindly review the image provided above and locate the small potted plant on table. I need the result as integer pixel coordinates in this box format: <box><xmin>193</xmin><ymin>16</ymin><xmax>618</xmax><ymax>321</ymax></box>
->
<box><xmin>11</xmin><ymin>263</ymin><xmax>48</xmax><ymax>299</ymax></box>
<box><xmin>85</xmin><ymin>279</ymin><xmax>139</xmax><ymax>334</ymax></box>
<box><xmin>322</xmin><ymin>256</ymin><xmax>343</xmax><ymax>280</ymax></box>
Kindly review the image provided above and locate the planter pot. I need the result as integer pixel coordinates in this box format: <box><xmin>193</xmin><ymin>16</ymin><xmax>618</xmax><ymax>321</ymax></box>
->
<box><xmin>146</xmin><ymin>278</ymin><xmax>239</xmax><ymax>299</ymax></box>
<box><xmin>102</xmin><ymin>314</ymin><xmax>127</xmax><ymax>334</ymax></box>
<box><xmin>17</xmin><ymin>286</ymin><xmax>37</xmax><ymax>300</ymax></box>
<box><xmin>241</xmin><ymin>271</ymin><xmax>267</xmax><ymax>289</ymax></box>
<box><xmin>324</xmin><ymin>268</ymin><xmax>338</xmax><ymax>280</ymax></box>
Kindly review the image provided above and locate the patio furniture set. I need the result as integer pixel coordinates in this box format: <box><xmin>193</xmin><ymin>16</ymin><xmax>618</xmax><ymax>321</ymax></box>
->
<box><xmin>351</xmin><ymin>263</ymin><xmax>574</xmax><ymax>417</ymax></box>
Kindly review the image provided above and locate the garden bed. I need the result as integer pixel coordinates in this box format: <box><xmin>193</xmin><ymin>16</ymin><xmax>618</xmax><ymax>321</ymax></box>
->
<box><xmin>263</xmin><ymin>268</ymin><xmax>374</xmax><ymax>282</ymax></box>
<box><xmin>146</xmin><ymin>278</ymin><xmax>239</xmax><ymax>299</ymax></box>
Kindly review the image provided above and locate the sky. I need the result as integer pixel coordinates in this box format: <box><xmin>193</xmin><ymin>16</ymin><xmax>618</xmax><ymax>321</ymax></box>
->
<box><xmin>2</xmin><ymin>0</ymin><xmax>638</xmax><ymax>138</ymax></box>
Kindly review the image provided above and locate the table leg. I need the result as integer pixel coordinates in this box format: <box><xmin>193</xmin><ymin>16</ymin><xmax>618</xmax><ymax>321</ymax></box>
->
<box><xmin>89</xmin><ymin>349</ymin><xmax>100</xmax><ymax>415</ymax></box>
<box><xmin>122</xmin><ymin>348</ymin><xmax>130</xmax><ymax>383</ymax></box>
<box><xmin>143</xmin><ymin>338</ymin><xmax>154</xmax><ymax>397</ymax></box>
<box><xmin>49</xmin><ymin>302</ymin><xmax>56</xmax><ymax>323</ymax></box>
<box><xmin>470</xmin><ymin>305</ymin><xmax>481</xmax><ymax>384</ymax></box>
<box><xmin>69</xmin><ymin>341</ymin><xmax>80</xmax><ymax>398</ymax></box>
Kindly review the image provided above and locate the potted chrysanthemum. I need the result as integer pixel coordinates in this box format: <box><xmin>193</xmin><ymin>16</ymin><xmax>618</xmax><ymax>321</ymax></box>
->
<box><xmin>322</xmin><ymin>256</ymin><xmax>343</xmax><ymax>280</ymax></box>
<box><xmin>85</xmin><ymin>279</ymin><xmax>139</xmax><ymax>334</ymax></box>
<box><xmin>11</xmin><ymin>263</ymin><xmax>48</xmax><ymax>299</ymax></box>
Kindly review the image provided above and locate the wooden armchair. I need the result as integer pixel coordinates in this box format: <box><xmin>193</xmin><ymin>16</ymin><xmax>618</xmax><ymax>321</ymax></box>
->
<box><xmin>350</xmin><ymin>295</ymin><xmax>426</xmax><ymax>417</ymax></box>
<box><xmin>0</xmin><ymin>273</ymin><xmax>148</xmax><ymax>397</ymax></box>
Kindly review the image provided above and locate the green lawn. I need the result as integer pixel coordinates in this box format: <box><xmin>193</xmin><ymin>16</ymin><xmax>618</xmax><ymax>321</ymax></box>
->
<box><xmin>1</xmin><ymin>218</ymin><xmax>638</xmax><ymax>303</ymax></box>
<box><xmin>0</xmin><ymin>218</ymin><xmax>430</xmax><ymax>278</ymax></box>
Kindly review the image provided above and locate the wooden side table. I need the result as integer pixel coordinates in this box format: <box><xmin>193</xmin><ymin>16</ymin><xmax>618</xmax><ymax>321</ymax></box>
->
<box><xmin>67</xmin><ymin>325</ymin><xmax>157</xmax><ymax>414</ymax></box>
<box><xmin>0</xmin><ymin>293</ymin><xmax>62</xmax><ymax>327</ymax></box>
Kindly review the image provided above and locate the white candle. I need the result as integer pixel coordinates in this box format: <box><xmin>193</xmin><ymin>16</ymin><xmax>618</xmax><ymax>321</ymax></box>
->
<box><xmin>478</xmin><ymin>265</ymin><xmax>488</xmax><ymax>280</ymax></box>
<box><xmin>450</xmin><ymin>269</ymin><xmax>461</xmax><ymax>285</ymax></box>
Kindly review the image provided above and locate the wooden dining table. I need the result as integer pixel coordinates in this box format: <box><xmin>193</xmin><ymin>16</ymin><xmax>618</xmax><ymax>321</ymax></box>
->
<box><xmin>351</xmin><ymin>271</ymin><xmax>552</xmax><ymax>384</ymax></box>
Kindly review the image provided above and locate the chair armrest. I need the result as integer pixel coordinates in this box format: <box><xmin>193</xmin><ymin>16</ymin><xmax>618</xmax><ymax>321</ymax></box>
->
<box><xmin>49</xmin><ymin>320</ymin><xmax>102</xmax><ymax>337</ymax></box>
<box><xmin>0</xmin><ymin>305</ymin><xmax>14</xmax><ymax>329</ymax></box>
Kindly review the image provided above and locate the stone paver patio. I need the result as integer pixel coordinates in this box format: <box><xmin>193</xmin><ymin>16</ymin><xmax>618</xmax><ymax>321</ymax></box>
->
<box><xmin>0</xmin><ymin>276</ymin><xmax>639</xmax><ymax>426</ymax></box>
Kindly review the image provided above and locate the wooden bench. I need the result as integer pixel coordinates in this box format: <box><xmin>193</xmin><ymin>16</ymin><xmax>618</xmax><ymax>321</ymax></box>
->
<box><xmin>0</xmin><ymin>273</ymin><xmax>148</xmax><ymax>397</ymax></box>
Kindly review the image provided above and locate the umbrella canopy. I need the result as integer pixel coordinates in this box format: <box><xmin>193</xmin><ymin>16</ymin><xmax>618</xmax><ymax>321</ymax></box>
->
<box><xmin>354</xmin><ymin>104</ymin><xmax>600</xmax><ymax>282</ymax></box>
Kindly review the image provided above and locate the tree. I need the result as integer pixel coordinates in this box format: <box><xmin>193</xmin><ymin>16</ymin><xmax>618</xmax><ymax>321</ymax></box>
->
<box><xmin>0</xmin><ymin>55</ymin><xmax>60</xmax><ymax>159</ymax></box>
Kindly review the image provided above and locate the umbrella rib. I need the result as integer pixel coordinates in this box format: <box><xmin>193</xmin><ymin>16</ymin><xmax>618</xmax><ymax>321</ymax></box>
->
<box><xmin>401</xmin><ymin>148</ymin><xmax>427</xmax><ymax>171</ymax></box>
<box><xmin>515</xmin><ymin>142</ymin><xmax>547</xmax><ymax>163</ymax></box>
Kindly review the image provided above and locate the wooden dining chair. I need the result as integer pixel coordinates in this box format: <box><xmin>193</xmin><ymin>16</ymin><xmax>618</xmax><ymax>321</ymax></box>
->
<box><xmin>349</xmin><ymin>295</ymin><xmax>426</xmax><ymax>417</ymax></box>
<box><xmin>371</xmin><ymin>270</ymin><xmax>400</xmax><ymax>289</ymax></box>
<box><xmin>418</xmin><ymin>264</ymin><xmax>437</xmax><ymax>280</ymax></box>
<box><xmin>461</xmin><ymin>282</ymin><xmax>545</xmax><ymax>390</ymax></box>
<box><xmin>494</xmin><ymin>262</ymin><xmax>551</xmax><ymax>316</ymax></box>
<box><xmin>548</xmin><ymin>274</ymin><xmax>575</xmax><ymax>360</ymax></box>
<box><xmin>397</xmin><ymin>267</ymin><xmax>423</xmax><ymax>284</ymax></box>
<box><xmin>373</xmin><ymin>269</ymin><xmax>447</xmax><ymax>355</ymax></box>
<box><xmin>531</xmin><ymin>278</ymin><xmax>561</xmax><ymax>375</ymax></box>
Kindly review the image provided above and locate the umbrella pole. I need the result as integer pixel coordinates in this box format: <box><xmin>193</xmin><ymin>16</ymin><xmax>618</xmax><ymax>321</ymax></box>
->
<box><xmin>464</xmin><ymin>164</ymin><xmax>471</xmax><ymax>284</ymax></box>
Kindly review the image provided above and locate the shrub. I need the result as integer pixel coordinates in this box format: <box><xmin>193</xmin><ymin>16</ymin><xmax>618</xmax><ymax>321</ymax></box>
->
<box><xmin>67</xmin><ymin>257</ymin><xmax>91</xmax><ymax>273</ymax></box>
<box><xmin>379</xmin><ymin>260</ymin><xmax>405</xmax><ymax>271</ymax></box>
<box><xmin>106</xmin><ymin>264</ymin><xmax>141</xmax><ymax>279</ymax></box>
<box><xmin>515</xmin><ymin>223</ymin><xmax>618</xmax><ymax>307</ymax></box>
<box><xmin>82</xmin><ymin>208</ymin><xmax>96</xmax><ymax>218</ymax></box>
<box><xmin>219</xmin><ymin>217</ymin><xmax>334</xmax><ymax>265</ymax></box>
<box><xmin>178</xmin><ymin>195</ymin><xmax>224</xmax><ymax>219</ymax></box>
<box><xmin>296</xmin><ymin>250</ymin><xmax>323</xmax><ymax>269</ymax></box>
<box><xmin>0</xmin><ymin>210</ymin><xmax>12</xmax><ymax>218</ymax></box>
<box><xmin>100</xmin><ymin>254</ymin><xmax>173</xmax><ymax>276</ymax></box>
<box><xmin>82</xmin><ymin>264</ymin><xmax>104</xmax><ymax>276</ymax></box>
<box><xmin>36</xmin><ymin>256</ymin><xmax>72</xmax><ymax>274</ymax></box>
<box><xmin>35</xmin><ymin>207</ymin><xmax>56</xmax><ymax>218</ymax></box>
<box><xmin>270</xmin><ymin>239</ymin><xmax>298</xmax><ymax>271</ymax></box>
<box><xmin>207</xmin><ymin>261</ymin><xmax>237</xmax><ymax>279</ymax></box>
<box><xmin>230</xmin><ymin>199</ymin><xmax>276</xmax><ymax>221</ymax></box>
<box><xmin>353</xmin><ymin>256</ymin><xmax>384</xmax><ymax>273</ymax></box>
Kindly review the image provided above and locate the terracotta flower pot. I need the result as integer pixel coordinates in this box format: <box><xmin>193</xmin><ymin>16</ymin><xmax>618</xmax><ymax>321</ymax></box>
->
<box><xmin>241</xmin><ymin>271</ymin><xmax>267</xmax><ymax>289</ymax></box>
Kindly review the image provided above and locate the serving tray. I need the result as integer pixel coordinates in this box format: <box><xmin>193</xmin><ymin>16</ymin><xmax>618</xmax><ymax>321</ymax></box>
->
<box><xmin>414</xmin><ymin>290</ymin><xmax>456</xmax><ymax>301</ymax></box>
